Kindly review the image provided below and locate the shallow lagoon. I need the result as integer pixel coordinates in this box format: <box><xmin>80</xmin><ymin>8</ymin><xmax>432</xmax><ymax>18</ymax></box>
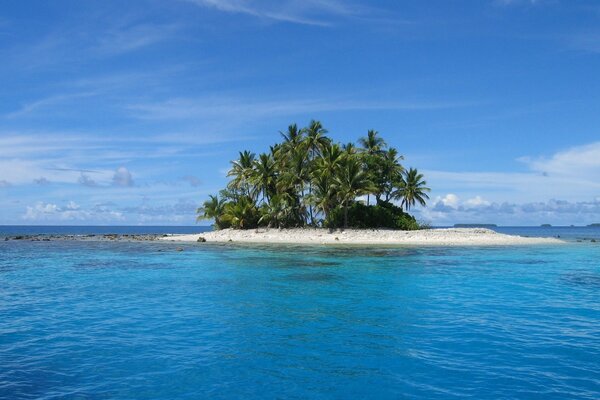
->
<box><xmin>1</xmin><ymin>235</ymin><xmax>599</xmax><ymax>399</ymax></box>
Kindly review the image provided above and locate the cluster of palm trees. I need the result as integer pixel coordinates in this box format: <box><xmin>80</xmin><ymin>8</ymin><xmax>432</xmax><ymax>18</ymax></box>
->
<box><xmin>197</xmin><ymin>120</ymin><xmax>430</xmax><ymax>229</ymax></box>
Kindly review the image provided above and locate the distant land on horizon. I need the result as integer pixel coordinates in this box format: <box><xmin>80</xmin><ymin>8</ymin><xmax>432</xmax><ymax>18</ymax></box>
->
<box><xmin>454</xmin><ymin>224</ymin><xmax>498</xmax><ymax>228</ymax></box>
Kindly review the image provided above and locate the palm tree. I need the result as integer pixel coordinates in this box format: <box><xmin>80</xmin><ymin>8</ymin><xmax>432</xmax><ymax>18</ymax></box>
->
<box><xmin>278</xmin><ymin>151</ymin><xmax>309</xmax><ymax>225</ymax></box>
<box><xmin>251</xmin><ymin>153</ymin><xmax>276</xmax><ymax>204</ymax></box>
<box><xmin>359</xmin><ymin>130</ymin><xmax>388</xmax><ymax>205</ymax></box>
<box><xmin>303</xmin><ymin>120</ymin><xmax>330</xmax><ymax>225</ymax></box>
<box><xmin>333</xmin><ymin>155</ymin><xmax>374</xmax><ymax>228</ymax></box>
<box><xmin>279</xmin><ymin>123</ymin><xmax>304</xmax><ymax>153</ymax></box>
<box><xmin>258</xmin><ymin>195</ymin><xmax>293</xmax><ymax>228</ymax></box>
<box><xmin>376</xmin><ymin>147</ymin><xmax>404</xmax><ymax>203</ymax></box>
<box><xmin>308</xmin><ymin>173</ymin><xmax>337</xmax><ymax>226</ymax></box>
<box><xmin>342</xmin><ymin>142</ymin><xmax>358</xmax><ymax>155</ymax></box>
<box><xmin>220</xmin><ymin>196</ymin><xmax>257</xmax><ymax>229</ymax></box>
<box><xmin>199</xmin><ymin>120</ymin><xmax>428</xmax><ymax>230</ymax></box>
<box><xmin>395</xmin><ymin>168</ymin><xmax>430</xmax><ymax>210</ymax></box>
<box><xmin>196</xmin><ymin>194</ymin><xmax>226</xmax><ymax>228</ymax></box>
<box><xmin>314</xmin><ymin>143</ymin><xmax>343</xmax><ymax>181</ymax></box>
<box><xmin>303</xmin><ymin>120</ymin><xmax>330</xmax><ymax>159</ymax></box>
<box><xmin>227</xmin><ymin>150</ymin><xmax>255</xmax><ymax>197</ymax></box>
<box><xmin>359</xmin><ymin>129</ymin><xmax>386</xmax><ymax>154</ymax></box>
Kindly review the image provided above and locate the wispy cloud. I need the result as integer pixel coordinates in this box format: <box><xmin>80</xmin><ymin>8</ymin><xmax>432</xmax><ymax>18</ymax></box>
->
<box><xmin>2</xmin><ymin>19</ymin><xmax>181</xmax><ymax>72</ymax></box>
<box><xmin>567</xmin><ymin>33</ymin><xmax>600</xmax><ymax>54</ymax></box>
<box><xmin>93</xmin><ymin>23</ymin><xmax>180</xmax><ymax>56</ymax></box>
<box><xmin>185</xmin><ymin>0</ymin><xmax>330</xmax><ymax>26</ymax></box>
<box><xmin>421</xmin><ymin>141</ymin><xmax>600</xmax><ymax>211</ymax></box>
<box><xmin>128</xmin><ymin>96</ymin><xmax>471</xmax><ymax>121</ymax></box>
<box><xmin>4</xmin><ymin>91</ymin><xmax>98</xmax><ymax>119</ymax></box>
<box><xmin>494</xmin><ymin>0</ymin><xmax>542</xmax><ymax>6</ymax></box>
<box><xmin>183</xmin><ymin>0</ymin><xmax>377</xmax><ymax>26</ymax></box>
<box><xmin>518</xmin><ymin>141</ymin><xmax>600</xmax><ymax>179</ymax></box>
<box><xmin>0</xmin><ymin>130</ymin><xmax>236</xmax><ymax>187</ymax></box>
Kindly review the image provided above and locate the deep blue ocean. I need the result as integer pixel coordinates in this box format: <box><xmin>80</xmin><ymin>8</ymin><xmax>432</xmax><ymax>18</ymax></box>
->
<box><xmin>1</xmin><ymin>226</ymin><xmax>599</xmax><ymax>399</ymax></box>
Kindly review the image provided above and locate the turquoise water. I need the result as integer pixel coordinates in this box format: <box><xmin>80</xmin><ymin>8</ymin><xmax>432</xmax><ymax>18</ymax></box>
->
<box><xmin>1</xmin><ymin>235</ymin><xmax>599</xmax><ymax>398</ymax></box>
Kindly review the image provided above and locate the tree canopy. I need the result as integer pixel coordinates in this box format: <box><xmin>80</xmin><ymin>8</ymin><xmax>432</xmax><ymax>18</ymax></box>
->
<box><xmin>197</xmin><ymin>120</ymin><xmax>430</xmax><ymax>230</ymax></box>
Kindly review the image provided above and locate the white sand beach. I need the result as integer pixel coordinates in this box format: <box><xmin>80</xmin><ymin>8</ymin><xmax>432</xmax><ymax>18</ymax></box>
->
<box><xmin>161</xmin><ymin>228</ymin><xmax>563</xmax><ymax>246</ymax></box>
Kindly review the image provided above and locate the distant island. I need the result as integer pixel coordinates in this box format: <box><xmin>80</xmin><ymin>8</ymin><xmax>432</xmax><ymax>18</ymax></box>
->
<box><xmin>454</xmin><ymin>224</ymin><xmax>498</xmax><ymax>228</ymax></box>
<box><xmin>197</xmin><ymin>121</ymin><xmax>430</xmax><ymax>230</ymax></box>
<box><xmin>588</xmin><ymin>223</ymin><xmax>600</xmax><ymax>227</ymax></box>
<box><xmin>541</xmin><ymin>224</ymin><xmax>552</xmax><ymax>227</ymax></box>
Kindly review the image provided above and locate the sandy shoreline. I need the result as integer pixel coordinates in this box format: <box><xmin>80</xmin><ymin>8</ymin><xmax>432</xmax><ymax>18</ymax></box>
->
<box><xmin>161</xmin><ymin>228</ymin><xmax>563</xmax><ymax>246</ymax></box>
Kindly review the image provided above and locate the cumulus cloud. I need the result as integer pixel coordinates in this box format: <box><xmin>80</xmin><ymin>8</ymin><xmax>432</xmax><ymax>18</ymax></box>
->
<box><xmin>415</xmin><ymin>195</ymin><xmax>600</xmax><ymax>226</ymax></box>
<box><xmin>34</xmin><ymin>177</ymin><xmax>50</xmax><ymax>185</ymax></box>
<box><xmin>465</xmin><ymin>195</ymin><xmax>491</xmax><ymax>208</ymax></box>
<box><xmin>441</xmin><ymin>193</ymin><xmax>460</xmax><ymax>208</ymax></box>
<box><xmin>21</xmin><ymin>198</ymin><xmax>198</xmax><ymax>224</ymax></box>
<box><xmin>182</xmin><ymin>175</ymin><xmax>201</xmax><ymax>187</ymax></box>
<box><xmin>78</xmin><ymin>173</ymin><xmax>97</xmax><ymax>187</ymax></box>
<box><xmin>23</xmin><ymin>201</ymin><xmax>123</xmax><ymax>222</ymax></box>
<box><xmin>112</xmin><ymin>167</ymin><xmax>134</xmax><ymax>187</ymax></box>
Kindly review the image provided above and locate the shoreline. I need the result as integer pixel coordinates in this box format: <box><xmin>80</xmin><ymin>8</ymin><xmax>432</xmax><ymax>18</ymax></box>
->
<box><xmin>161</xmin><ymin>228</ymin><xmax>564</xmax><ymax>246</ymax></box>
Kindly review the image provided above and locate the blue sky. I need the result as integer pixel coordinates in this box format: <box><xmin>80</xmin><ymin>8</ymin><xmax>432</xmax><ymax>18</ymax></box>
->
<box><xmin>1</xmin><ymin>0</ymin><xmax>600</xmax><ymax>225</ymax></box>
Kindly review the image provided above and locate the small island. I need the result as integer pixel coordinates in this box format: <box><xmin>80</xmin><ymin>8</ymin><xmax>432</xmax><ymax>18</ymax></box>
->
<box><xmin>196</xmin><ymin>121</ymin><xmax>427</xmax><ymax>230</ymax></box>
<box><xmin>164</xmin><ymin>120</ymin><xmax>561</xmax><ymax>246</ymax></box>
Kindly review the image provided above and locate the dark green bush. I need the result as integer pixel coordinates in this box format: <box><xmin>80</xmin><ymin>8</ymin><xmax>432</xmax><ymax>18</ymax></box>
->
<box><xmin>328</xmin><ymin>202</ymin><xmax>420</xmax><ymax>230</ymax></box>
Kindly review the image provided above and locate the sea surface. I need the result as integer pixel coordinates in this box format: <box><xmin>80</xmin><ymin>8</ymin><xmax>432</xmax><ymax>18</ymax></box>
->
<box><xmin>1</xmin><ymin>226</ymin><xmax>599</xmax><ymax>399</ymax></box>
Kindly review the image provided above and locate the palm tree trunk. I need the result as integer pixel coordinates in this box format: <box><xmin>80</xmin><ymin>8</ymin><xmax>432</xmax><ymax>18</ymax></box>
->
<box><xmin>308</xmin><ymin>182</ymin><xmax>314</xmax><ymax>225</ymax></box>
<box><xmin>343</xmin><ymin>201</ymin><xmax>348</xmax><ymax>229</ymax></box>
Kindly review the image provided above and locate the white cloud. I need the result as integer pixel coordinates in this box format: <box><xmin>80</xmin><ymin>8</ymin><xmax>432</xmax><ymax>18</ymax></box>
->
<box><xmin>20</xmin><ymin>199</ymin><xmax>200</xmax><ymax>224</ymax></box>
<box><xmin>112</xmin><ymin>167</ymin><xmax>134</xmax><ymax>187</ymax></box>
<box><xmin>4</xmin><ymin>92</ymin><xmax>97</xmax><ymax>119</ymax></box>
<box><xmin>465</xmin><ymin>195</ymin><xmax>491</xmax><ymax>207</ymax></box>
<box><xmin>0</xmin><ymin>158</ymin><xmax>109</xmax><ymax>185</ymax></box>
<box><xmin>426</xmin><ymin>141</ymin><xmax>600</xmax><ymax>204</ymax></box>
<box><xmin>65</xmin><ymin>201</ymin><xmax>80</xmax><ymax>210</ymax></box>
<box><xmin>441</xmin><ymin>193</ymin><xmax>460</xmax><ymax>208</ymax></box>
<box><xmin>415</xmin><ymin>196</ymin><xmax>600</xmax><ymax>226</ymax></box>
<box><xmin>34</xmin><ymin>177</ymin><xmax>50</xmax><ymax>185</ymax></box>
<box><xmin>519</xmin><ymin>141</ymin><xmax>600</xmax><ymax>178</ymax></box>
<box><xmin>128</xmin><ymin>96</ymin><xmax>469</xmax><ymax>121</ymax></box>
<box><xmin>93</xmin><ymin>23</ymin><xmax>180</xmax><ymax>56</ymax></box>
<box><xmin>414</xmin><ymin>141</ymin><xmax>600</xmax><ymax>224</ymax></box>
<box><xmin>78</xmin><ymin>174</ymin><xmax>97</xmax><ymax>187</ymax></box>
<box><xmin>23</xmin><ymin>201</ymin><xmax>124</xmax><ymax>222</ymax></box>
<box><xmin>494</xmin><ymin>0</ymin><xmax>541</xmax><ymax>6</ymax></box>
<box><xmin>184</xmin><ymin>0</ymin><xmax>343</xmax><ymax>26</ymax></box>
<box><xmin>182</xmin><ymin>175</ymin><xmax>202</xmax><ymax>187</ymax></box>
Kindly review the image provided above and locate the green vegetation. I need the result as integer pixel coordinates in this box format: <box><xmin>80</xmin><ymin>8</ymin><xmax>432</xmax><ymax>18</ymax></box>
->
<box><xmin>197</xmin><ymin>120</ymin><xmax>430</xmax><ymax>230</ymax></box>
